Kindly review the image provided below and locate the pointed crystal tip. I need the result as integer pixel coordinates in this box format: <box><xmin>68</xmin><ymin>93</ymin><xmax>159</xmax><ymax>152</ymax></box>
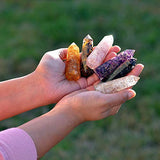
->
<box><xmin>71</xmin><ymin>42</ymin><xmax>76</xmax><ymax>46</ymax></box>
<box><xmin>85</xmin><ymin>34</ymin><xmax>93</xmax><ymax>40</ymax></box>
<box><xmin>124</xmin><ymin>49</ymin><xmax>136</xmax><ymax>57</ymax></box>
<box><xmin>102</xmin><ymin>35</ymin><xmax>114</xmax><ymax>44</ymax></box>
<box><xmin>125</xmin><ymin>49</ymin><xmax>136</xmax><ymax>53</ymax></box>
<box><xmin>104</xmin><ymin>35</ymin><xmax>113</xmax><ymax>40</ymax></box>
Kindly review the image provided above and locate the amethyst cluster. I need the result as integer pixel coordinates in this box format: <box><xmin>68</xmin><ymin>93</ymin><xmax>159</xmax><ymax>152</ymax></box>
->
<box><xmin>95</xmin><ymin>49</ymin><xmax>137</xmax><ymax>82</ymax></box>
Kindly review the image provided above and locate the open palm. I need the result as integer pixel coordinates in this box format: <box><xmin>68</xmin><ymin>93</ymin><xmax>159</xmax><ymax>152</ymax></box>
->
<box><xmin>35</xmin><ymin>46</ymin><xmax>142</xmax><ymax>103</ymax></box>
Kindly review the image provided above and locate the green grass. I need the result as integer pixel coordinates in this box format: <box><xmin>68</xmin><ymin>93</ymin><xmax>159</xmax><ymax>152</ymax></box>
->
<box><xmin>0</xmin><ymin>0</ymin><xmax>160</xmax><ymax>159</ymax></box>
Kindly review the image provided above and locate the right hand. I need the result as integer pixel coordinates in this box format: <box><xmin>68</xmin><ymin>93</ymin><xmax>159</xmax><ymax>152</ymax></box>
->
<box><xmin>54</xmin><ymin>63</ymin><xmax>144</xmax><ymax>123</ymax></box>
<box><xmin>55</xmin><ymin>88</ymin><xmax>136</xmax><ymax>122</ymax></box>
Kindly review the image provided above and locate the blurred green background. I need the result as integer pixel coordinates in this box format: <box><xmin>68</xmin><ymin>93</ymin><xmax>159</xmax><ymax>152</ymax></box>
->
<box><xmin>0</xmin><ymin>0</ymin><xmax>160</xmax><ymax>159</ymax></box>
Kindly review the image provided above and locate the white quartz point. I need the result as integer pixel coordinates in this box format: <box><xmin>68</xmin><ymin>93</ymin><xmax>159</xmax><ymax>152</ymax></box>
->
<box><xmin>94</xmin><ymin>75</ymin><xmax>140</xmax><ymax>94</ymax></box>
<box><xmin>86</xmin><ymin>35</ymin><xmax>114</xmax><ymax>69</ymax></box>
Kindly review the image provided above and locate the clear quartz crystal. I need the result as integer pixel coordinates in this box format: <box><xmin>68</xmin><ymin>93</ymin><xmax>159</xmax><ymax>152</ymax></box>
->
<box><xmin>94</xmin><ymin>75</ymin><xmax>140</xmax><ymax>94</ymax></box>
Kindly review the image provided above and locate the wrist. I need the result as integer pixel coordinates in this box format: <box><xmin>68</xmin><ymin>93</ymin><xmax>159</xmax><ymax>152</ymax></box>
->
<box><xmin>26</xmin><ymin>71</ymin><xmax>49</xmax><ymax>106</ymax></box>
<box><xmin>33</xmin><ymin>68</ymin><xmax>58</xmax><ymax>104</ymax></box>
<box><xmin>51</xmin><ymin>104</ymin><xmax>84</xmax><ymax>126</ymax></box>
<box><xmin>0</xmin><ymin>71</ymin><xmax>49</xmax><ymax>120</ymax></box>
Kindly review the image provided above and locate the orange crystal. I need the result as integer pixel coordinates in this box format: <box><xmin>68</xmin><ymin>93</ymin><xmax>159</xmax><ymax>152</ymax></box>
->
<box><xmin>65</xmin><ymin>42</ymin><xmax>81</xmax><ymax>81</ymax></box>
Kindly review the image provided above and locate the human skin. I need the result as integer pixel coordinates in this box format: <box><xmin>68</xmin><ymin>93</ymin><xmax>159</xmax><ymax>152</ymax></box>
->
<box><xmin>19</xmin><ymin>88</ymin><xmax>135</xmax><ymax>159</ymax></box>
<box><xmin>0</xmin><ymin>46</ymin><xmax>124</xmax><ymax>120</ymax></box>
<box><xmin>19</xmin><ymin>64</ymin><xmax>143</xmax><ymax>158</ymax></box>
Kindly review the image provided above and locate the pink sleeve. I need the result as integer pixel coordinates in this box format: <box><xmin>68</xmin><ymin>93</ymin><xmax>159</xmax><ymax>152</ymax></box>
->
<box><xmin>0</xmin><ymin>128</ymin><xmax>37</xmax><ymax>160</ymax></box>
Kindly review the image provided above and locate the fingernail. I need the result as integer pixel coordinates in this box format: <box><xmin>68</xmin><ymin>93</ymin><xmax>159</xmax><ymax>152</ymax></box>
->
<box><xmin>128</xmin><ymin>89</ymin><xmax>136</xmax><ymax>99</ymax></box>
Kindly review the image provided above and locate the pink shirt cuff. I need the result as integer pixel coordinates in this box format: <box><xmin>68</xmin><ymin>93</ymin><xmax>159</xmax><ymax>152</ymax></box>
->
<box><xmin>0</xmin><ymin>128</ymin><xmax>37</xmax><ymax>160</ymax></box>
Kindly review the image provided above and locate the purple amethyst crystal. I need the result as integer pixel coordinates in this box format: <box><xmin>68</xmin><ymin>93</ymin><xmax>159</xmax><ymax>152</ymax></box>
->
<box><xmin>95</xmin><ymin>49</ymin><xmax>135</xmax><ymax>81</ymax></box>
<box><xmin>107</xmin><ymin>58</ymin><xmax>137</xmax><ymax>81</ymax></box>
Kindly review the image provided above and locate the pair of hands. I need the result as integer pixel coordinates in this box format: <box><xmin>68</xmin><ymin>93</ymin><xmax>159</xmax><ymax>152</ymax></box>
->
<box><xmin>34</xmin><ymin>45</ymin><xmax>144</xmax><ymax>123</ymax></box>
<box><xmin>18</xmin><ymin>46</ymin><xmax>143</xmax><ymax>158</ymax></box>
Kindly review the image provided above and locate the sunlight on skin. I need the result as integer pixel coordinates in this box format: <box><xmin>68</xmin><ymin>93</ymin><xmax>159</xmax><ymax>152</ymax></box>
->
<box><xmin>36</xmin><ymin>44</ymin><xmax>144</xmax><ymax>104</ymax></box>
<box><xmin>77</xmin><ymin>46</ymin><xmax>121</xmax><ymax>88</ymax></box>
<box><xmin>36</xmin><ymin>45</ymin><xmax>122</xmax><ymax>103</ymax></box>
<box><xmin>60</xmin><ymin>63</ymin><xmax>144</xmax><ymax>120</ymax></box>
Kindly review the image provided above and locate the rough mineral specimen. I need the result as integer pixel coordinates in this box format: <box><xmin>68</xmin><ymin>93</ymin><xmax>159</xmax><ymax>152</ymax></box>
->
<box><xmin>65</xmin><ymin>42</ymin><xmax>81</xmax><ymax>81</ymax></box>
<box><xmin>94</xmin><ymin>75</ymin><xmax>140</xmax><ymax>94</ymax></box>
<box><xmin>81</xmin><ymin>34</ymin><xmax>94</xmax><ymax>77</ymax></box>
<box><xmin>87</xmin><ymin>35</ymin><xmax>113</xmax><ymax>69</ymax></box>
<box><xmin>107</xmin><ymin>58</ymin><xmax>137</xmax><ymax>81</ymax></box>
<box><xmin>95</xmin><ymin>49</ymin><xmax>135</xmax><ymax>82</ymax></box>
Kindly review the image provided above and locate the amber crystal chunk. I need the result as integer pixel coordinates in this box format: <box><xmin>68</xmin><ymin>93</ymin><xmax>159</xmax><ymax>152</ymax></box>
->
<box><xmin>65</xmin><ymin>42</ymin><xmax>81</xmax><ymax>81</ymax></box>
<box><xmin>81</xmin><ymin>34</ymin><xmax>94</xmax><ymax>77</ymax></box>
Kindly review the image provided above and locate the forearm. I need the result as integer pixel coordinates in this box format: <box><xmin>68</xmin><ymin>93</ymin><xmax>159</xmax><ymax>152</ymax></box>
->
<box><xmin>0</xmin><ymin>72</ymin><xmax>48</xmax><ymax>120</ymax></box>
<box><xmin>19</xmin><ymin>106</ymin><xmax>81</xmax><ymax>158</ymax></box>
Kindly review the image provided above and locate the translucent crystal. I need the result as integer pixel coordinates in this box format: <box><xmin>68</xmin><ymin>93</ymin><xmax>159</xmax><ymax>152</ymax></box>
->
<box><xmin>65</xmin><ymin>42</ymin><xmax>81</xmax><ymax>81</ymax></box>
<box><xmin>94</xmin><ymin>75</ymin><xmax>140</xmax><ymax>94</ymax></box>
<box><xmin>87</xmin><ymin>35</ymin><xmax>113</xmax><ymax>69</ymax></box>
<box><xmin>95</xmin><ymin>49</ymin><xmax>135</xmax><ymax>81</ymax></box>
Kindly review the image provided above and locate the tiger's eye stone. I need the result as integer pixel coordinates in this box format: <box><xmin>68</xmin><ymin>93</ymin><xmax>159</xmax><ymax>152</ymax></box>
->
<box><xmin>87</xmin><ymin>35</ymin><xmax>113</xmax><ymax>69</ymax></box>
<box><xmin>95</xmin><ymin>49</ymin><xmax>135</xmax><ymax>82</ymax></box>
<box><xmin>94</xmin><ymin>75</ymin><xmax>140</xmax><ymax>94</ymax></box>
<box><xmin>65</xmin><ymin>42</ymin><xmax>81</xmax><ymax>81</ymax></box>
<box><xmin>81</xmin><ymin>34</ymin><xmax>94</xmax><ymax>77</ymax></box>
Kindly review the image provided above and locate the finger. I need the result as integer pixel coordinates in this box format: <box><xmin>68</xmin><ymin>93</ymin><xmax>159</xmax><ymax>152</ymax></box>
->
<box><xmin>127</xmin><ymin>64</ymin><xmax>144</xmax><ymax>89</ymax></box>
<box><xmin>103</xmin><ymin>52</ymin><xmax>117</xmax><ymax>63</ymax></box>
<box><xmin>64</xmin><ymin>88</ymin><xmax>88</xmax><ymax>98</ymax></box>
<box><xmin>127</xmin><ymin>64</ymin><xmax>144</xmax><ymax>76</ymax></box>
<box><xmin>77</xmin><ymin>77</ymin><xmax>88</xmax><ymax>89</ymax></box>
<box><xmin>45</xmin><ymin>49</ymin><xmax>67</xmax><ymax>67</ymax></box>
<box><xmin>109</xmin><ymin>45</ymin><xmax>121</xmax><ymax>53</ymax></box>
<box><xmin>104</xmin><ymin>89</ymin><xmax>136</xmax><ymax>108</ymax></box>
<box><xmin>101</xmin><ymin>105</ymin><xmax>121</xmax><ymax>118</ymax></box>
<box><xmin>87</xmin><ymin>73</ymin><xmax>99</xmax><ymax>86</ymax></box>
<box><xmin>86</xmin><ymin>85</ymin><xmax>95</xmax><ymax>91</ymax></box>
<box><xmin>59</xmin><ymin>48</ymin><xmax>68</xmax><ymax>61</ymax></box>
<box><xmin>108</xmin><ymin>105</ymin><xmax>121</xmax><ymax>114</ymax></box>
<box><xmin>46</xmin><ymin>48</ymin><xmax>67</xmax><ymax>62</ymax></box>
<box><xmin>86</xmin><ymin>80</ymin><xmax>100</xmax><ymax>91</ymax></box>
<box><xmin>93</xmin><ymin>46</ymin><xmax>96</xmax><ymax>50</ymax></box>
<box><xmin>110</xmin><ymin>105</ymin><xmax>121</xmax><ymax>114</ymax></box>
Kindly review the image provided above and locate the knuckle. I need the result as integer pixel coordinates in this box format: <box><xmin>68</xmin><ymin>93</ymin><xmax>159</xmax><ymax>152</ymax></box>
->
<box><xmin>111</xmin><ymin>108</ymin><xmax>118</xmax><ymax>116</ymax></box>
<box><xmin>105</xmin><ymin>97</ymin><xmax>114</xmax><ymax>107</ymax></box>
<box><xmin>110</xmin><ymin>112</ymin><xmax>115</xmax><ymax>116</ymax></box>
<box><xmin>112</xmin><ymin>110</ymin><xmax>117</xmax><ymax>115</ymax></box>
<box><xmin>120</xmin><ymin>92</ymin><xmax>129</xmax><ymax>103</ymax></box>
<box><xmin>115</xmin><ymin>109</ymin><xmax>119</xmax><ymax>114</ymax></box>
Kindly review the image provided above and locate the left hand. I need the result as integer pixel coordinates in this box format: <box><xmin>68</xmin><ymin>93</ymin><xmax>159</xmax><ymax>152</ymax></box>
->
<box><xmin>34</xmin><ymin>46</ymin><xmax>121</xmax><ymax>103</ymax></box>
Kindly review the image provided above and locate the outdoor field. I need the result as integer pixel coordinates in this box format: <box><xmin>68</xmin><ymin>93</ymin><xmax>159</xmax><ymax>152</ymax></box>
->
<box><xmin>0</xmin><ymin>0</ymin><xmax>160</xmax><ymax>159</ymax></box>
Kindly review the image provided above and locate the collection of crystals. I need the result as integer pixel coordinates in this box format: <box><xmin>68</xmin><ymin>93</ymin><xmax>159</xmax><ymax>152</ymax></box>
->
<box><xmin>65</xmin><ymin>35</ymin><xmax>140</xmax><ymax>94</ymax></box>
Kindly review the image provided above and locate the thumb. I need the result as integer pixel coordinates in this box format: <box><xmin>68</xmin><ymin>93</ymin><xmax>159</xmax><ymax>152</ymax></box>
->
<box><xmin>105</xmin><ymin>89</ymin><xmax>136</xmax><ymax>107</ymax></box>
<box><xmin>47</xmin><ymin>48</ymin><xmax>67</xmax><ymax>61</ymax></box>
<box><xmin>59</xmin><ymin>48</ymin><xmax>68</xmax><ymax>61</ymax></box>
